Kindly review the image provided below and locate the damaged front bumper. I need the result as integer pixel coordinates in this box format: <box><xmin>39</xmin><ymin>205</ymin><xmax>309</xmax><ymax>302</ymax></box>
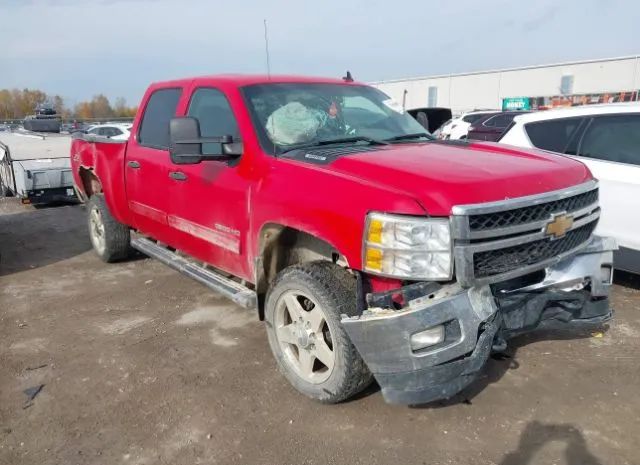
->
<box><xmin>342</xmin><ymin>236</ymin><xmax>616</xmax><ymax>405</ymax></box>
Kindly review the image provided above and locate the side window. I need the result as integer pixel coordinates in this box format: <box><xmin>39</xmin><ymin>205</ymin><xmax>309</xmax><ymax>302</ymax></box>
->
<box><xmin>111</xmin><ymin>128</ymin><xmax>123</xmax><ymax>136</ymax></box>
<box><xmin>485</xmin><ymin>114</ymin><xmax>513</xmax><ymax>129</ymax></box>
<box><xmin>462</xmin><ymin>113</ymin><xmax>486</xmax><ymax>124</ymax></box>
<box><xmin>138</xmin><ymin>88</ymin><xmax>182</xmax><ymax>149</ymax></box>
<box><xmin>187</xmin><ymin>88</ymin><xmax>240</xmax><ymax>155</ymax></box>
<box><xmin>579</xmin><ymin>114</ymin><xmax>640</xmax><ymax>165</ymax></box>
<box><xmin>524</xmin><ymin>117</ymin><xmax>584</xmax><ymax>153</ymax></box>
<box><xmin>482</xmin><ymin>115</ymin><xmax>500</xmax><ymax>127</ymax></box>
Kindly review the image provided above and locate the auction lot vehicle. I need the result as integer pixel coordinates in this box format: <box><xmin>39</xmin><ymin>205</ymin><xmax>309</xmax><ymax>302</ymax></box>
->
<box><xmin>499</xmin><ymin>103</ymin><xmax>639</xmax><ymax>273</ymax></box>
<box><xmin>0</xmin><ymin>132</ymin><xmax>76</xmax><ymax>204</ymax></box>
<box><xmin>85</xmin><ymin>123</ymin><xmax>133</xmax><ymax>141</ymax></box>
<box><xmin>467</xmin><ymin>111</ymin><xmax>530</xmax><ymax>142</ymax></box>
<box><xmin>23</xmin><ymin>104</ymin><xmax>62</xmax><ymax>133</ymax></box>
<box><xmin>71</xmin><ymin>75</ymin><xmax>615</xmax><ymax>405</ymax></box>
<box><xmin>438</xmin><ymin>110</ymin><xmax>497</xmax><ymax>140</ymax></box>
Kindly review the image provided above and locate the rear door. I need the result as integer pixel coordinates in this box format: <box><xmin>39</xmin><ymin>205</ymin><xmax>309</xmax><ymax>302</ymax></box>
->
<box><xmin>572</xmin><ymin>113</ymin><xmax>640</xmax><ymax>255</ymax></box>
<box><xmin>167</xmin><ymin>86</ymin><xmax>252</xmax><ymax>280</ymax></box>
<box><xmin>125</xmin><ymin>87</ymin><xmax>185</xmax><ymax>246</ymax></box>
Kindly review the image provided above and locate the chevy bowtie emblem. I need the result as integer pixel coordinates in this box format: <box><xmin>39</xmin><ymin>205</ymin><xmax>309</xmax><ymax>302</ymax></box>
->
<box><xmin>544</xmin><ymin>213</ymin><xmax>574</xmax><ymax>239</ymax></box>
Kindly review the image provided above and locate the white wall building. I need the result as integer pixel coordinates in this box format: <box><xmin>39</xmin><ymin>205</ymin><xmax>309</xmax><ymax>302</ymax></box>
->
<box><xmin>371</xmin><ymin>55</ymin><xmax>640</xmax><ymax>114</ymax></box>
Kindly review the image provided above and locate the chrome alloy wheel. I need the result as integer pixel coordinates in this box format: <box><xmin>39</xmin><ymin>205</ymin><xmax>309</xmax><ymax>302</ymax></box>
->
<box><xmin>274</xmin><ymin>290</ymin><xmax>335</xmax><ymax>384</ymax></box>
<box><xmin>89</xmin><ymin>205</ymin><xmax>106</xmax><ymax>256</ymax></box>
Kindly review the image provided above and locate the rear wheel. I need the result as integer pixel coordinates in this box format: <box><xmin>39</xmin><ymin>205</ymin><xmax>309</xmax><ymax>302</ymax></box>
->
<box><xmin>265</xmin><ymin>261</ymin><xmax>373</xmax><ymax>403</ymax></box>
<box><xmin>87</xmin><ymin>194</ymin><xmax>131</xmax><ymax>262</ymax></box>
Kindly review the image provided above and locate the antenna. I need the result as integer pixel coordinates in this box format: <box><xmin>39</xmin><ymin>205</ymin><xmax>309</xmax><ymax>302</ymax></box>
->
<box><xmin>343</xmin><ymin>71</ymin><xmax>353</xmax><ymax>82</ymax></box>
<box><xmin>263</xmin><ymin>19</ymin><xmax>272</xmax><ymax>79</ymax></box>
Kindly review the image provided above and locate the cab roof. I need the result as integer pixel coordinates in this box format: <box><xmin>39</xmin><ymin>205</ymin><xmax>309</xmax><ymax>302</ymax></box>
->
<box><xmin>149</xmin><ymin>74</ymin><xmax>365</xmax><ymax>89</ymax></box>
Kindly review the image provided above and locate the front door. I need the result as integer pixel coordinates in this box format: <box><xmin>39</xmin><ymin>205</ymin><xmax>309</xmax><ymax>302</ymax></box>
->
<box><xmin>125</xmin><ymin>87</ymin><xmax>184</xmax><ymax>246</ymax></box>
<box><xmin>167</xmin><ymin>87</ymin><xmax>252</xmax><ymax>281</ymax></box>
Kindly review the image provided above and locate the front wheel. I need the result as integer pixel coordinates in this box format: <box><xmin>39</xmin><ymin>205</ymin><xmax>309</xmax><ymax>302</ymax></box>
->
<box><xmin>265</xmin><ymin>261</ymin><xmax>373</xmax><ymax>403</ymax></box>
<box><xmin>87</xmin><ymin>194</ymin><xmax>131</xmax><ymax>262</ymax></box>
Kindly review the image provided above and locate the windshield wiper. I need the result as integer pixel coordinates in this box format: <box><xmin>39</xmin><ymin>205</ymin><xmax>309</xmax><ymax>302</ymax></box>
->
<box><xmin>281</xmin><ymin>136</ymin><xmax>389</xmax><ymax>154</ymax></box>
<box><xmin>384</xmin><ymin>133</ymin><xmax>434</xmax><ymax>142</ymax></box>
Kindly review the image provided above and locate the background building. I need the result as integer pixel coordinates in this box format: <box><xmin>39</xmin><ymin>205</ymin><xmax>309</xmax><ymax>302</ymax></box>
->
<box><xmin>371</xmin><ymin>55</ymin><xmax>640</xmax><ymax>115</ymax></box>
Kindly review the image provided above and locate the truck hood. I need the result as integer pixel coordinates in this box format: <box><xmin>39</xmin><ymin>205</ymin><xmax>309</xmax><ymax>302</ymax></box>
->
<box><xmin>325</xmin><ymin>141</ymin><xmax>593</xmax><ymax>216</ymax></box>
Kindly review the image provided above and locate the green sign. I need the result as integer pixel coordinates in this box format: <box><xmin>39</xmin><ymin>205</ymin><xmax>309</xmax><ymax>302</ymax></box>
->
<box><xmin>502</xmin><ymin>97</ymin><xmax>530</xmax><ymax>111</ymax></box>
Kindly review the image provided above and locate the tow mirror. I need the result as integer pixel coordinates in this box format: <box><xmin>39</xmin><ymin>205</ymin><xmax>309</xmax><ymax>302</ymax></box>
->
<box><xmin>169</xmin><ymin>117</ymin><xmax>242</xmax><ymax>165</ymax></box>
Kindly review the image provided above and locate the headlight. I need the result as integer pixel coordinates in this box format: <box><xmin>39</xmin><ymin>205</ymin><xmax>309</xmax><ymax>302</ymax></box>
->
<box><xmin>363</xmin><ymin>212</ymin><xmax>452</xmax><ymax>280</ymax></box>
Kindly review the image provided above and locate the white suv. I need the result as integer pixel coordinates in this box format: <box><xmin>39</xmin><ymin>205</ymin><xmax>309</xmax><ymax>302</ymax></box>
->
<box><xmin>438</xmin><ymin>111</ymin><xmax>497</xmax><ymax>140</ymax></box>
<box><xmin>86</xmin><ymin>123</ymin><xmax>132</xmax><ymax>141</ymax></box>
<box><xmin>499</xmin><ymin>103</ymin><xmax>640</xmax><ymax>273</ymax></box>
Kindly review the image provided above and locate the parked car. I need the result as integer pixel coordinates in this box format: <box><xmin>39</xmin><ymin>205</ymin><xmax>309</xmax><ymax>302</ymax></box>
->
<box><xmin>467</xmin><ymin>111</ymin><xmax>530</xmax><ymax>142</ymax></box>
<box><xmin>70</xmin><ymin>74</ymin><xmax>614</xmax><ymax>405</ymax></box>
<box><xmin>499</xmin><ymin>103</ymin><xmax>639</xmax><ymax>273</ymax></box>
<box><xmin>85</xmin><ymin>123</ymin><xmax>132</xmax><ymax>140</ymax></box>
<box><xmin>438</xmin><ymin>110</ymin><xmax>497</xmax><ymax>140</ymax></box>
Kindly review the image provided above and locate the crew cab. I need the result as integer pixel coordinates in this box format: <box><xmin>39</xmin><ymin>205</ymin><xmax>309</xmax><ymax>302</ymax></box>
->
<box><xmin>71</xmin><ymin>75</ymin><xmax>615</xmax><ymax>405</ymax></box>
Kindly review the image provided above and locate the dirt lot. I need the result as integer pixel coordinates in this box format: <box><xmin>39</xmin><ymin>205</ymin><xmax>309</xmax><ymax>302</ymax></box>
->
<box><xmin>1</xmin><ymin>198</ymin><xmax>639</xmax><ymax>465</ymax></box>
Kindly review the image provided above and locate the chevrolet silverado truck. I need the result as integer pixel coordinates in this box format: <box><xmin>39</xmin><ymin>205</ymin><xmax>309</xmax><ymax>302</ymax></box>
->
<box><xmin>70</xmin><ymin>75</ymin><xmax>616</xmax><ymax>405</ymax></box>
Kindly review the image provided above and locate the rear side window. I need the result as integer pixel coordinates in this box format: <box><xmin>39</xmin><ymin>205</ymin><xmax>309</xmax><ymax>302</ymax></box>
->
<box><xmin>483</xmin><ymin>114</ymin><xmax>513</xmax><ymax>128</ymax></box>
<box><xmin>462</xmin><ymin>113</ymin><xmax>486</xmax><ymax>124</ymax></box>
<box><xmin>138</xmin><ymin>88</ymin><xmax>182</xmax><ymax>149</ymax></box>
<box><xmin>187</xmin><ymin>88</ymin><xmax>240</xmax><ymax>155</ymax></box>
<box><xmin>579</xmin><ymin>114</ymin><xmax>640</xmax><ymax>165</ymax></box>
<box><xmin>524</xmin><ymin>117</ymin><xmax>584</xmax><ymax>153</ymax></box>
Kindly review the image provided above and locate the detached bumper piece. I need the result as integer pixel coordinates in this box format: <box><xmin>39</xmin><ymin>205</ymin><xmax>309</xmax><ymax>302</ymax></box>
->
<box><xmin>25</xmin><ymin>187</ymin><xmax>77</xmax><ymax>205</ymax></box>
<box><xmin>342</xmin><ymin>236</ymin><xmax>616</xmax><ymax>405</ymax></box>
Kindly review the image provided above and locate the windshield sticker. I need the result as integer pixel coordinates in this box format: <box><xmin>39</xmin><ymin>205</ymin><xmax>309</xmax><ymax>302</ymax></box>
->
<box><xmin>382</xmin><ymin>99</ymin><xmax>404</xmax><ymax>114</ymax></box>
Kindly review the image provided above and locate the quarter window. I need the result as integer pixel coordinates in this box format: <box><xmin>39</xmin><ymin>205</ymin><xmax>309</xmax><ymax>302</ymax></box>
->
<box><xmin>524</xmin><ymin>117</ymin><xmax>584</xmax><ymax>153</ymax></box>
<box><xmin>187</xmin><ymin>88</ymin><xmax>240</xmax><ymax>155</ymax></box>
<box><xmin>579</xmin><ymin>114</ymin><xmax>640</xmax><ymax>165</ymax></box>
<box><xmin>138</xmin><ymin>88</ymin><xmax>182</xmax><ymax>149</ymax></box>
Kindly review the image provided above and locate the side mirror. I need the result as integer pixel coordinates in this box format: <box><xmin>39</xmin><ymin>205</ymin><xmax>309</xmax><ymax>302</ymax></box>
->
<box><xmin>169</xmin><ymin>117</ymin><xmax>242</xmax><ymax>165</ymax></box>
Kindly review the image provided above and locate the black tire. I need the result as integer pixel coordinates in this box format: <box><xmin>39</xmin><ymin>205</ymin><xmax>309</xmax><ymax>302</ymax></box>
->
<box><xmin>265</xmin><ymin>261</ymin><xmax>373</xmax><ymax>403</ymax></box>
<box><xmin>86</xmin><ymin>194</ymin><xmax>131</xmax><ymax>262</ymax></box>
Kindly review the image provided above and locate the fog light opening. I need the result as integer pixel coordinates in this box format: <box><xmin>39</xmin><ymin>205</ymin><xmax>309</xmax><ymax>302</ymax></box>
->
<box><xmin>600</xmin><ymin>265</ymin><xmax>613</xmax><ymax>285</ymax></box>
<box><xmin>410</xmin><ymin>325</ymin><xmax>445</xmax><ymax>352</ymax></box>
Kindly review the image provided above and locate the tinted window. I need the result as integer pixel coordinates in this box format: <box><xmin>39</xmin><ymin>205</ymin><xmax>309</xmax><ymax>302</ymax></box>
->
<box><xmin>187</xmin><ymin>88</ymin><xmax>240</xmax><ymax>155</ymax></box>
<box><xmin>462</xmin><ymin>113</ymin><xmax>487</xmax><ymax>124</ymax></box>
<box><xmin>483</xmin><ymin>114</ymin><xmax>513</xmax><ymax>128</ymax></box>
<box><xmin>525</xmin><ymin>117</ymin><xmax>584</xmax><ymax>153</ymax></box>
<box><xmin>138</xmin><ymin>88</ymin><xmax>182</xmax><ymax>149</ymax></box>
<box><xmin>579</xmin><ymin>114</ymin><xmax>640</xmax><ymax>165</ymax></box>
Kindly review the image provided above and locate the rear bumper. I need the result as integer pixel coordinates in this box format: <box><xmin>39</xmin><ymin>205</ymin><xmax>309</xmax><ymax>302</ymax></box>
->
<box><xmin>342</xmin><ymin>236</ymin><xmax>616</xmax><ymax>405</ymax></box>
<box><xmin>25</xmin><ymin>186</ymin><xmax>78</xmax><ymax>204</ymax></box>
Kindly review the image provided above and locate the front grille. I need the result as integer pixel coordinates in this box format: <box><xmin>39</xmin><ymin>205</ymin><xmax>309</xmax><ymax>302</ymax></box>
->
<box><xmin>469</xmin><ymin>189</ymin><xmax>598</xmax><ymax>231</ymax></box>
<box><xmin>472</xmin><ymin>220</ymin><xmax>597</xmax><ymax>278</ymax></box>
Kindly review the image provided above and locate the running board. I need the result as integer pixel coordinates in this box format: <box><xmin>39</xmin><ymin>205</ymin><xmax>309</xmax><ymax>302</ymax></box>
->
<box><xmin>131</xmin><ymin>237</ymin><xmax>257</xmax><ymax>309</ymax></box>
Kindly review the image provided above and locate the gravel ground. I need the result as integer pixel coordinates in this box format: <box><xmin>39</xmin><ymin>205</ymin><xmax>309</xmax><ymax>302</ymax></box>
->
<box><xmin>1</xmin><ymin>197</ymin><xmax>638</xmax><ymax>465</ymax></box>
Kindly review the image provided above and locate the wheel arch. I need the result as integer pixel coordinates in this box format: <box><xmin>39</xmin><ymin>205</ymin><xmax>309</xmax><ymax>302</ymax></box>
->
<box><xmin>254</xmin><ymin>223</ymin><xmax>350</xmax><ymax>319</ymax></box>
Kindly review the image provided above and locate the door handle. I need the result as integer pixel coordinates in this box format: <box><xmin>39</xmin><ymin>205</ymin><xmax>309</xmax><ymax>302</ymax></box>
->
<box><xmin>169</xmin><ymin>171</ymin><xmax>188</xmax><ymax>181</ymax></box>
<box><xmin>127</xmin><ymin>160</ymin><xmax>141</xmax><ymax>169</ymax></box>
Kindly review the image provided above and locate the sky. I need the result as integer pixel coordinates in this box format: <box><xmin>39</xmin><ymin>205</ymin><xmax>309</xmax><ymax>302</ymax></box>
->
<box><xmin>2</xmin><ymin>0</ymin><xmax>639</xmax><ymax>107</ymax></box>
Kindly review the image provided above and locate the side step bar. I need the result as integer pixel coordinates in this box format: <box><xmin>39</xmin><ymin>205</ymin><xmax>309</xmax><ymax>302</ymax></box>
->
<box><xmin>131</xmin><ymin>237</ymin><xmax>257</xmax><ymax>309</ymax></box>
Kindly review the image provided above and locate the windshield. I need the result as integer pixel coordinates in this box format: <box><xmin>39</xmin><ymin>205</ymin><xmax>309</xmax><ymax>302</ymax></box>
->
<box><xmin>242</xmin><ymin>83</ymin><xmax>429</xmax><ymax>154</ymax></box>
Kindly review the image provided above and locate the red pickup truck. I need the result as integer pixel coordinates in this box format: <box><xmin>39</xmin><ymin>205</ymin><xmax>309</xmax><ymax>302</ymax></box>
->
<box><xmin>71</xmin><ymin>74</ymin><xmax>616</xmax><ymax>405</ymax></box>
